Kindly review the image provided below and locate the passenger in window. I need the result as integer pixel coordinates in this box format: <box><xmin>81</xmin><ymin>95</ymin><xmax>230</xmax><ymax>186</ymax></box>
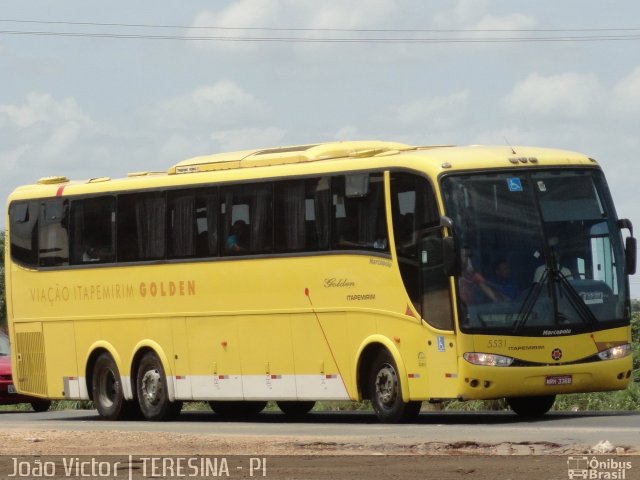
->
<box><xmin>373</xmin><ymin>237</ymin><xmax>388</xmax><ymax>250</ymax></box>
<box><xmin>226</xmin><ymin>220</ymin><xmax>247</xmax><ymax>254</ymax></box>
<box><xmin>459</xmin><ymin>246</ymin><xmax>499</xmax><ymax>304</ymax></box>
<box><xmin>82</xmin><ymin>247</ymin><xmax>100</xmax><ymax>263</ymax></box>
<box><xmin>533</xmin><ymin>237</ymin><xmax>573</xmax><ymax>283</ymax></box>
<box><xmin>373</xmin><ymin>221</ymin><xmax>388</xmax><ymax>250</ymax></box>
<box><xmin>488</xmin><ymin>259</ymin><xmax>519</xmax><ymax>301</ymax></box>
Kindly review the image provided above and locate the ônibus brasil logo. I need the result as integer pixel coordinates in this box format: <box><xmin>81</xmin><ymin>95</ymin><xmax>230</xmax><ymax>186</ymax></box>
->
<box><xmin>567</xmin><ymin>456</ymin><xmax>632</xmax><ymax>479</ymax></box>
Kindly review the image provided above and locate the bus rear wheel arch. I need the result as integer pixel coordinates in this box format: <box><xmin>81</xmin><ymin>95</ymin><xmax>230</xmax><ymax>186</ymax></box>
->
<box><xmin>507</xmin><ymin>395</ymin><xmax>556</xmax><ymax>418</ymax></box>
<box><xmin>135</xmin><ymin>351</ymin><xmax>182</xmax><ymax>421</ymax></box>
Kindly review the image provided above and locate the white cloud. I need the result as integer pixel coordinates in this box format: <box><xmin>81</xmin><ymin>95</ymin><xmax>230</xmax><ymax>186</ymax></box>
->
<box><xmin>0</xmin><ymin>92</ymin><xmax>92</xmax><ymax>129</ymax></box>
<box><xmin>0</xmin><ymin>92</ymin><xmax>101</xmax><ymax>174</ymax></box>
<box><xmin>434</xmin><ymin>0</ymin><xmax>536</xmax><ymax>33</ymax></box>
<box><xmin>393</xmin><ymin>91</ymin><xmax>470</xmax><ymax>130</ymax></box>
<box><xmin>502</xmin><ymin>72</ymin><xmax>603</xmax><ymax>118</ymax></box>
<box><xmin>210</xmin><ymin>127</ymin><xmax>286</xmax><ymax>152</ymax></box>
<box><xmin>152</xmin><ymin>81</ymin><xmax>268</xmax><ymax>130</ymax></box>
<box><xmin>190</xmin><ymin>0</ymin><xmax>399</xmax><ymax>53</ymax></box>
<box><xmin>472</xmin><ymin>13</ymin><xmax>537</xmax><ymax>32</ymax></box>
<box><xmin>334</xmin><ymin>125</ymin><xmax>361</xmax><ymax>141</ymax></box>
<box><xmin>193</xmin><ymin>0</ymin><xmax>396</xmax><ymax>32</ymax></box>
<box><xmin>41</xmin><ymin>122</ymin><xmax>84</xmax><ymax>159</ymax></box>
<box><xmin>433</xmin><ymin>0</ymin><xmax>490</xmax><ymax>26</ymax></box>
<box><xmin>0</xmin><ymin>145</ymin><xmax>31</xmax><ymax>171</ymax></box>
<box><xmin>611</xmin><ymin>66</ymin><xmax>640</xmax><ymax>115</ymax></box>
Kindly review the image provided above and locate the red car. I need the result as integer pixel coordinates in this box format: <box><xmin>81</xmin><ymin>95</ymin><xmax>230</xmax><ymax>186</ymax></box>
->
<box><xmin>0</xmin><ymin>332</ymin><xmax>52</xmax><ymax>412</ymax></box>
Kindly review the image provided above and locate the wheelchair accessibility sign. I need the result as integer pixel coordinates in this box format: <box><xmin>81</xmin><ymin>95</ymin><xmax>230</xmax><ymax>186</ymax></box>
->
<box><xmin>507</xmin><ymin>177</ymin><xmax>523</xmax><ymax>192</ymax></box>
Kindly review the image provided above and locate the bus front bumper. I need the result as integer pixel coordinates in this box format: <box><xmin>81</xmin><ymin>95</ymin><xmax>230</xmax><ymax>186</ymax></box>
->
<box><xmin>456</xmin><ymin>356</ymin><xmax>632</xmax><ymax>400</ymax></box>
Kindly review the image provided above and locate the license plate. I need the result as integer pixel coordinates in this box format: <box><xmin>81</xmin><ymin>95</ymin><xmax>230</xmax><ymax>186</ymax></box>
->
<box><xmin>8</xmin><ymin>384</ymin><xmax>16</xmax><ymax>394</ymax></box>
<box><xmin>545</xmin><ymin>375</ymin><xmax>572</xmax><ymax>386</ymax></box>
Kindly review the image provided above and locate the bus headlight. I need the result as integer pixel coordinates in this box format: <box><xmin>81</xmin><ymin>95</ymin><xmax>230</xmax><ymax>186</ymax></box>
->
<box><xmin>463</xmin><ymin>352</ymin><xmax>514</xmax><ymax>367</ymax></box>
<box><xmin>597</xmin><ymin>344</ymin><xmax>631</xmax><ymax>361</ymax></box>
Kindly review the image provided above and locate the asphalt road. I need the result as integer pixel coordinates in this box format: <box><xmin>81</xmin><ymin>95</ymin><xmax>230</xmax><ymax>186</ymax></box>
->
<box><xmin>2</xmin><ymin>409</ymin><xmax>639</xmax><ymax>452</ymax></box>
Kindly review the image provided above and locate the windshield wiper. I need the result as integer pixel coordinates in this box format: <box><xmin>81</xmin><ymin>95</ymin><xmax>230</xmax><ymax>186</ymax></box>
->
<box><xmin>512</xmin><ymin>266</ymin><xmax>598</xmax><ymax>334</ymax></box>
<box><xmin>555</xmin><ymin>270</ymin><xmax>598</xmax><ymax>326</ymax></box>
<box><xmin>512</xmin><ymin>268</ymin><xmax>547</xmax><ymax>334</ymax></box>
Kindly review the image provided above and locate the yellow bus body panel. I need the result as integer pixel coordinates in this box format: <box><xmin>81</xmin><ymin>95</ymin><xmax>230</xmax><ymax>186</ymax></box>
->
<box><xmin>5</xmin><ymin>141</ymin><xmax>629</xmax><ymax>406</ymax></box>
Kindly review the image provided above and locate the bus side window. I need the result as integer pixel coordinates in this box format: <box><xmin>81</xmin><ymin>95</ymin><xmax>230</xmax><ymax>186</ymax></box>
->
<box><xmin>9</xmin><ymin>201</ymin><xmax>39</xmax><ymax>267</ymax></box>
<box><xmin>390</xmin><ymin>172</ymin><xmax>440</xmax><ymax>256</ymax></box>
<box><xmin>331</xmin><ymin>173</ymin><xmax>388</xmax><ymax>252</ymax></box>
<box><xmin>69</xmin><ymin>196</ymin><xmax>116</xmax><ymax>265</ymax></box>
<box><xmin>221</xmin><ymin>183</ymin><xmax>272</xmax><ymax>256</ymax></box>
<box><xmin>274</xmin><ymin>177</ymin><xmax>330</xmax><ymax>252</ymax></box>
<box><xmin>38</xmin><ymin>199</ymin><xmax>69</xmax><ymax>267</ymax></box>
<box><xmin>117</xmin><ymin>192</ymin><xmax>166</xmax><ymax>262</ymax></box>
<box><xmin>167</xmin><ymin>189</ymin><xmax>218</xmax><ymax>259</ymax></box>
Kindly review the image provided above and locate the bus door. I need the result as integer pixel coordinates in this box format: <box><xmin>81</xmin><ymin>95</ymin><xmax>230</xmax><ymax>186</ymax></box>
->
<box><xmin>417</xmin><ymin>228</ymin><xmax>459</xmax><ymax>399</ymax></box>
<box><xmin>390</xmin><ymin>172</ymin><xmax>458</xmax><ymax>399</ymax></box>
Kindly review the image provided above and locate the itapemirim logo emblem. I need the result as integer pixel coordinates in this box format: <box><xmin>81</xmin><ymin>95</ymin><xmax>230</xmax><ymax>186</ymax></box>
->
<box><xmin>567</xmin><ymin>456</ymin><xmax>632</xmax><ymax>479</ymax></box>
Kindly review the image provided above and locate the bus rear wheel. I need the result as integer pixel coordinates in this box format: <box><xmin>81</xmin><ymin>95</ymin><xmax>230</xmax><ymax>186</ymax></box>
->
<box><xmin>369</xmin><ymin>349</ymin><xmax>421</xmax><ymax>423</ymax></box>
<box><xmin>209</xmin><ymin>401</ymin><xmax>267</xmax><ymax>417</ymax></box>
<box><xmin>277</xmin><ymin>401</ymin><xmax>316</xmax><ymax>416</ymax></box>
<box><xmin>92</xmin><ymin>353</ymin><xmax>127</xmax><ymax>420</ymax></box>
<box><xmin>136</xmin><ymin>352</ymin><xmax>182</xmax><ymax>421</ymax></box>
<box><xmin>507</xmin><ymin>395</ymin><xmax>555</xmax><ymax>418</ymax></box>
<box><xmin>30</xmin><ymin>400</ymin><xmax>52</xmax><ymax>412</ymax></box>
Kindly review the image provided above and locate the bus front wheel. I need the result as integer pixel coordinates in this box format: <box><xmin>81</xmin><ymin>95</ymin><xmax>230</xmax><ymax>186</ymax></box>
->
<box><xmin>136</xmin><ymin>352</ymin><xmax>182</xmax><ymax>421</ymax></box>
<box><xmin>92</xmin><ymin>353</ymin><xmax>127</xmax><ymax>420</ymax></box>
<box><xmin>369</xmin><ymin>349</ymin><xmax>421</xmax><ymax>423</ymax></box>
<box><xmin>507</xmin><ymin>395</ymin><xmax>555</xmax><ymax>418</ymax></box>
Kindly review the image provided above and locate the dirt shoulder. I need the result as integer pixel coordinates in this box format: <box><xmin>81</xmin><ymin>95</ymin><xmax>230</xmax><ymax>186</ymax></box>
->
<box><xmin>0</xmin><ymin>429</ymin><xmax>637</xmax><ymax>480</ymax></box>
<box><xmin>0</xmin><ymin>428</ymin><xmax>630</xmax><ymax>456</ymax></box>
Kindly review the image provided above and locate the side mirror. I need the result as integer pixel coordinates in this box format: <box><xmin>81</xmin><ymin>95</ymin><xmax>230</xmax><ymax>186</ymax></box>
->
<box><xmin>618</xmin><ymin>218</ymin><xmax>634</xmax><ymax>236</ymax></box>
<box><xmin>618</xmin><ymin>218</ymin><xmax>636</xmax><ymax>276</ymax></box>
<box><xmin>625</xmin><ymin>236</ymin><xmax>637</xmax><ymax>276</ymax></box>
<box><xmin>443</xmin><ymin>236</ymin><xmax>456</xmax><ymax>276</ymax></box>
<box><xmin>440</xmin><ymin>216</ymin><xmax>456</xmax><ymax>276</ymax></box>
<box><xmin>440</xmin><ymin>216</ymin><xmax>454</xmax><ymax>230</ymax></box>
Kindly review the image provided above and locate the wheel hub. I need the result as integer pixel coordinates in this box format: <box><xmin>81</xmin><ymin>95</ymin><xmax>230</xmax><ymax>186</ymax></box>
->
<box><xmin>141</xmin><ymin>369</ymin><xmax>162</xmax><ymax>405</ymax></box>
<box><xmin>98</xmin><ymin>369</ymin><xmax>117</xmax><ymax>407</ymax></box>
<box><xmin>375</xmin><ymin>364</ymin><xmax>398</xmax><ymax>407</ymax></box>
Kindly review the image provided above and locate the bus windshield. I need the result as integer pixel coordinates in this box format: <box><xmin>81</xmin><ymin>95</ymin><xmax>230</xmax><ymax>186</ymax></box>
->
<box><xmin>441</xmin><ymin>169</ymin><xmax>629</xmax><ymax>336</ymax></box>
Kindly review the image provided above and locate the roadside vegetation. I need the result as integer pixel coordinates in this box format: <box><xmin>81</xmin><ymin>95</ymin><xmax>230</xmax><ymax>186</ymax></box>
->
<box><xmin>1</xmin><ymin>231</ymin><xmax>638</xmax><ymax>413</ymax></box>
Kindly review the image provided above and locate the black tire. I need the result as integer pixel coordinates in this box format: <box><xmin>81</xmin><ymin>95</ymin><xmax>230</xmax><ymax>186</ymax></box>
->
<box><xmin>30</xmin><ymin>400</ymin><xmax>52</xmax><ymax>412</ymax></box>
<box><xmin>209</xmin><ymin>401</ymin><xmax>267</xmax><ymax>417</ymax></box>
<box><xmin>136</xmin><ymin>352</ymin><xmax>182</xmax><ymax>421</ymax></box>
<box><xmin>507</xmin><ymin>395</ymin><xmax>556</xmax><ymax>418</ymax></box>
<box><xmin>369</xmin><ymin>349</ymin><xmax>422</xmax><ymax>423</ymax></box>
<box><xmin>277</xmin><ymin>401</ymin><xmax>315</xmax><ymax>416</ymax></box>
<box><xmin>92</xmin><ymin>353</ymin><xmax>129</xmax><ymax>420</ymax></box>
<box><xmin>121</xmin><ymin>400</ymin><xmax>144</xmax><ymax>420</ymax></box>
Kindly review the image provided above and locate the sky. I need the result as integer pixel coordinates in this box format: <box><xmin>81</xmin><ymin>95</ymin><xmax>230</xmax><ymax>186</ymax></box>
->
<box><xmin>1</xmin><ymin>0</ymin><xmax>640</xmax><ymax>294</ymax></box>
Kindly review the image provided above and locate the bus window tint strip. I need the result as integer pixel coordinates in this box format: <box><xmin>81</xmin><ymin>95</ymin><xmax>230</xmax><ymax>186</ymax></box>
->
<box><xmin>9</xmin><ymin>173</ymin><xmax>390</xmax><ymax>268</ymax></box>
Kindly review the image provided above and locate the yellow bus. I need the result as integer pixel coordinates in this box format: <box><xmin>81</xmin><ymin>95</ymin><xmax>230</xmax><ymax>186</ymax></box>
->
<box><xmin>4</xmin><ymin>140</ymin><xmax>637</xmax><ymax>422</ymax></box>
